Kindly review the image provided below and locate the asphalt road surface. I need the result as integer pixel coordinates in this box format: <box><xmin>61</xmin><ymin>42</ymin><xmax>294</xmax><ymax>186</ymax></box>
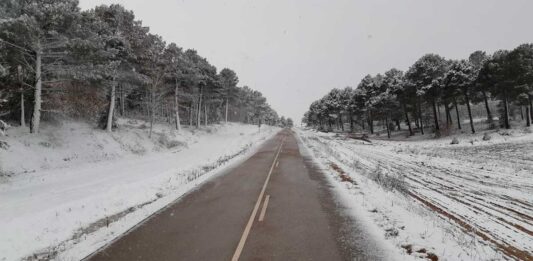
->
<box><xmin>87</xmin><ymin>129</ymin><xmax>387</xmax><ymax>261</ymax></box>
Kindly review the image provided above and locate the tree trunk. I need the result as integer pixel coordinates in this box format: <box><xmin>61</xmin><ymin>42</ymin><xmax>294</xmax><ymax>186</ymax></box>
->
<box><xmin>529</xmin><ymin>94</ymin><xmax>533</xmax><ymax>123</ymax></box>
<box><xmin>106</xmin><ymin>76</ymin><xmax>116</xmax><ymax>132</ymax></box>
<box><xmin>18</xmin><ymin>66</ymin><xmax>26</xmax><ymax>128</ymax></box>
<box><xmin>444</xmin><ymin>102</ymin><xmax>452</xmax><ymax>126</ymax></box>
<box><xmin>120</xmin><ymin>84</ymin><xmax>125</xmax><ymax>116</ymax></box>
<box><xmin>349</xmin><ymin>112</ymin><xmax>354</xmax><ymax>132</ymax></box>
<box><xmin>385</xmin><ymin>113</ymin><xmax>391</xmax><ymax>139</ymax></box>
<box><xmin>225</xmin><ymin>97</ymin><xmax>229</xmax><ymax>124</ymax></box>
<box><xmin>403</xmin><ymin>103</ymin><xmax>413</xmax><ymax>136</ymax></box>
<box><xmin>166</xmin><ymin>105</ymin><xmax>169</xmax><ymax>123</ymax></box>
<box><xmin>145</xmin><ymin>93</ymin><xmax>150</xmax><ymax>120</ymax></box>
<box><xmin>520</xmin><ymin>106</ymin><xmax>524</xmax><ymax>120</ymax></box>
<box><xmin>20</xmin><ymin>91</ymin><xmax>25</xmax><ymax>128</ymax></box>
<box><xmin>464</xmin><ymin>91</ymin><xmax>475</xmax><ymax>134</ymax></box>
<box><xmin>149</xmin><ymin>89</ymin><xmax>154</xmax><ymax>138</ymax></box>
<box><xmin>482</xmin><ymin>90</ymin><xmax>493</xmax><ymax>124</ymax></box>
<box><xmin>432</xmin><ymin>99</ymin><xmax>439</xmax><ymax>131</ymax></box>
<box><xmin>160</xmin><ymin>101</ymin><xmax>164</xmax><ymax>120</ymax></box>
<box><xmin>453</xmin><ymin>97</ymin><xmax>462</xmax><ymax>130</ymax></box>
<box><xmin>437</xmin><ymin>104</ymin><xmax>441</xmax><ymax>122</ymax></box>
<box><xmin>417</xmin><ymin>98</ymin><xmax>424</xmax><ymax>134</ymax></box>
<box><xmin>339</xmin><ymin>111</ymin><xmax>344</xmax><ymax>131</ymax></box>
<box><xmin>503</xmin><ymin>90</ymin><xmax>510</xmax><ymax>129</ymax></box>
<box><xmin>204</xmin><ymin>103</ymin><xmax>208</xmax><ymax>126</ymax></box>
<box><xmin>196</xmin><ymin>88</ymin><xmax>202</xmax><ymax>128</ymax></box>
<box><xmin>31</xmin><ymin>42</ymin><xmax>42</xmax><ymax>134</ymax></box>
<box><xmin>526</xmin><ymin>106</ymin><xmax>531</xmax><ymax>127</ymax></box>
<box><xmin>174</xmin><ymin>80</ymin><xmax>181</xmax><ymax>131</ymax></box>
<box><xmin>395</xmin><ymin>119</ymin><xmax>401</xmax><ymax>131</ymax></box>
<box><xmin>368</xmin><ymin>111</ymin><xmax>374</xmax><ymax>134</ymax></box>
<box><xmin>189</xmin><ymin>102</ymin><xmax>193</xmax><ymax>126</ymax></box>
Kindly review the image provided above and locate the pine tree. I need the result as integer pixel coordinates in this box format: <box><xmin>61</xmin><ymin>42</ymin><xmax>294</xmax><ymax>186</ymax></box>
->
<box><xmin>470</xmin><ymin>51</ymin><xmax>493</xmax><ymax>125</ymax></box>
<box><xmin>443</xmin><ymin>60</ymin><xmax>477</xmax><ymax>133</ymax></box>
<box><xmin>219</xmin><ymin>68</ymin><xmax>239</xmax><ymax>124</ymax></box>
<box><xmin>508</xmin><ymin>44</ymin><xmax>533</xmax><ymax>126</ymax></box>
<box><xmin>0</xmin><ymin>0</ymin><xmax>80</xmax><ymax>133</ymax></box>
<box><xmin>478</xmin><ymin>50</ymin><xmax>515</xmax><ymax>129</ymax></box>
<box><xmin>405</xmin><ymin>54</ymin><xmax>448</xmax><ymax>135</ymax></box>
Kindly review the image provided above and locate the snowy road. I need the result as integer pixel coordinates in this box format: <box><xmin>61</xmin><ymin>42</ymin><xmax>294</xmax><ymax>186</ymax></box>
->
<box><xmin>87</xmin><ymin>129</ymin><xmax>393</xmax><ymax>261</ymax></box>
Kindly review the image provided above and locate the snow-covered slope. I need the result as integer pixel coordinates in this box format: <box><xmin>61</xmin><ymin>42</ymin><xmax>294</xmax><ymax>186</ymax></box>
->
<box><xmin>0</xmin><ymin>119</ymin><xmax>245</xmax><ymax>176</ymax></box>
<box><xmin>0</xmin><ymin>120</ymin><xmax>279</xmax><ymax>261</ymax></box>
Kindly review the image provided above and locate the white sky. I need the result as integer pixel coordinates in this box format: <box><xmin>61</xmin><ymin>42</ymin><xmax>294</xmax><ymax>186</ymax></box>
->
<box><xmin>79</xmin><ymin>0</ymin><xmax>533</xmax><ymax>124</ymax></box>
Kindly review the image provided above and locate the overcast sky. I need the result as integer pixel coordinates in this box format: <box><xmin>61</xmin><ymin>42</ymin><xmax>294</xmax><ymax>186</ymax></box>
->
<box><xmin>79</xmin><ymin>0</ymin><xmax>533</xmax><ymax>124</ymax></box>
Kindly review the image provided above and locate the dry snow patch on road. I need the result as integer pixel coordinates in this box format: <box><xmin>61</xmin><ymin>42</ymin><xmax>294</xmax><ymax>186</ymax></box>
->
<box><xmin>0</xmin><ymin>120</ymin><xmax>279</xmax><ymax>261</ymax></box>
<box><xmin>296</xmin><ymin>128</ymin><xmax>533</xmax><ymax>261</ymax></box>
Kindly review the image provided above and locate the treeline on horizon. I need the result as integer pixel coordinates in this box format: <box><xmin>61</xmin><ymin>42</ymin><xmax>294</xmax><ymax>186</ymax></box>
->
<box><xmin>0</xmin><ymin>0</ymin><xmax>290</xmax><ymax>137</ymax></box>
<box><xmin>303</xmin><ymin>44</ymin><xmax>533</xmax><ymax>138</ymax></box>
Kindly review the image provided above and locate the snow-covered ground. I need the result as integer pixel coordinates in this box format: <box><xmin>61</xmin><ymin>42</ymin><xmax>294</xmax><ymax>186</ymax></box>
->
<box><xmin>0</xmin><ymin>119</ymin><xmax>279</xmax><ymax>261</ymax></box>
<box><xmin>297</xmin><ymin>127</ymin><xmax>533</xmax><ymax>261</ymax></box>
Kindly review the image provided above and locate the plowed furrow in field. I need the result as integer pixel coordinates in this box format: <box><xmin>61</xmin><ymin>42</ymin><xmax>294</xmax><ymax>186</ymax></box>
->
<box><xmin>321</xmin><ymin>138</ymin><xmax>533</xmax><ymax>259</ymax></box>
<box><xmin>409</xmin><ymin>192</ymin><xmax>533</xmax><ymax>261</ymax></box>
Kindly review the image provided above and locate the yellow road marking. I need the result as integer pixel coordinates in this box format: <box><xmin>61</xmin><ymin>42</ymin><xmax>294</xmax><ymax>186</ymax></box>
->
<box><xmin>231</xmin><ymin>137</ymin><xmax>284</xmax><ymax>261</ymax></box>
<box><xmin>258</xmin><ymin>195</ymin><xmax>270</xmax><ymax>222</ymax></box>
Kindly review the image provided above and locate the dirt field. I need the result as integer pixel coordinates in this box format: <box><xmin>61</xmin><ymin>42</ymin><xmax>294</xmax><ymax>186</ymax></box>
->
<box><xmin>298</xmin><ymin>128</ymin><xmax>533</xmax><ymax>260</ymax></box>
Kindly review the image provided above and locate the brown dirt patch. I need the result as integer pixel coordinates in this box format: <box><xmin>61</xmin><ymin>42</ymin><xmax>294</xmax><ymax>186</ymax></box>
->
<box><xmin>329</xmin><ymin>162</ymin><xmax>357</xmax><ymax>185</ymax></box>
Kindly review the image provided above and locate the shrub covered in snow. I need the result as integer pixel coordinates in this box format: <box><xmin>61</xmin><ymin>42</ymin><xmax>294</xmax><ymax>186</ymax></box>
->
<box><xmin>450</xmin><ymin>137</ymin><xmax>459</xmax><ymax>144</ymax></box>
<box><xmin>0</xmin><ymin>120</ymin><xmax>9</xmax><ymax>136</ymax></box>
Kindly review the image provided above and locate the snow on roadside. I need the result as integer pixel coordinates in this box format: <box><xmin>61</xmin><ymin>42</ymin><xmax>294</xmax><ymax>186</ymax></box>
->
<box><xmin>296</xmin><ymin>127</ymin><xmax>532</xmax><ymax>261</ymax></box>
<box><xmin>295</xmin><ymin>133</ymin><xmax>407</xmax><ymax>261</ymax></box>
<box><xmin>0</xmin><ymin>120</ymin><xmax>279</xmax><ymax>261</ymax></box>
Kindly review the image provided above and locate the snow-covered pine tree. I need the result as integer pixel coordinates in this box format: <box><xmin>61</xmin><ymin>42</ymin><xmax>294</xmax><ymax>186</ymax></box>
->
<box><xmin>0</xmin><ymin>0</ymin><xmax>80</xmax><ymax>133</ymax></box>
<box><xmin>219</xmin><ymin>68</ymin><xmax>239</xmax><ymax>124</ymax></box>
<box><xmin>442</xmin><ymin>60</ymin><xmax>477</xmax><ymax>133</ymax></box>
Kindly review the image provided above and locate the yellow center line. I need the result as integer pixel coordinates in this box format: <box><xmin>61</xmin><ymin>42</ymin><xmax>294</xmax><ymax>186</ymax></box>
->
<box><xmin>258</xmin><ymin>195</ymin><xmax>270</xmax><ymax>222</ymax></box>
<box><xmin>231</xmin><ymin>137</ymin><xmax>285</xmax><ymax>261</ymax></box>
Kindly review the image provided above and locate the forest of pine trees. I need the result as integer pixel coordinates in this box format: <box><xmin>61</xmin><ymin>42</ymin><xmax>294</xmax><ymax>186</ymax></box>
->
<box><xmin>0</xmin><ymin>0</ymin><xmax>283</xmax><ymax>136</ymax></box>
<box><xmin>303</xmin><ymin>46</ymin><xmax>533</xmax><ymax>138</ymax></box>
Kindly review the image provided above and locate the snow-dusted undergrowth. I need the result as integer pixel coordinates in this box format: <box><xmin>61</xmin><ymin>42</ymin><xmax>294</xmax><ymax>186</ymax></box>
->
<box><xmin>0</xmin><ymin>119</ymin><xmax>279</xmax><ymax>261</ymax></box>
<box><xmin>297</xmin><ymin>127</ymin><xmax>533</xmax><ymax>261</ymax></box>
